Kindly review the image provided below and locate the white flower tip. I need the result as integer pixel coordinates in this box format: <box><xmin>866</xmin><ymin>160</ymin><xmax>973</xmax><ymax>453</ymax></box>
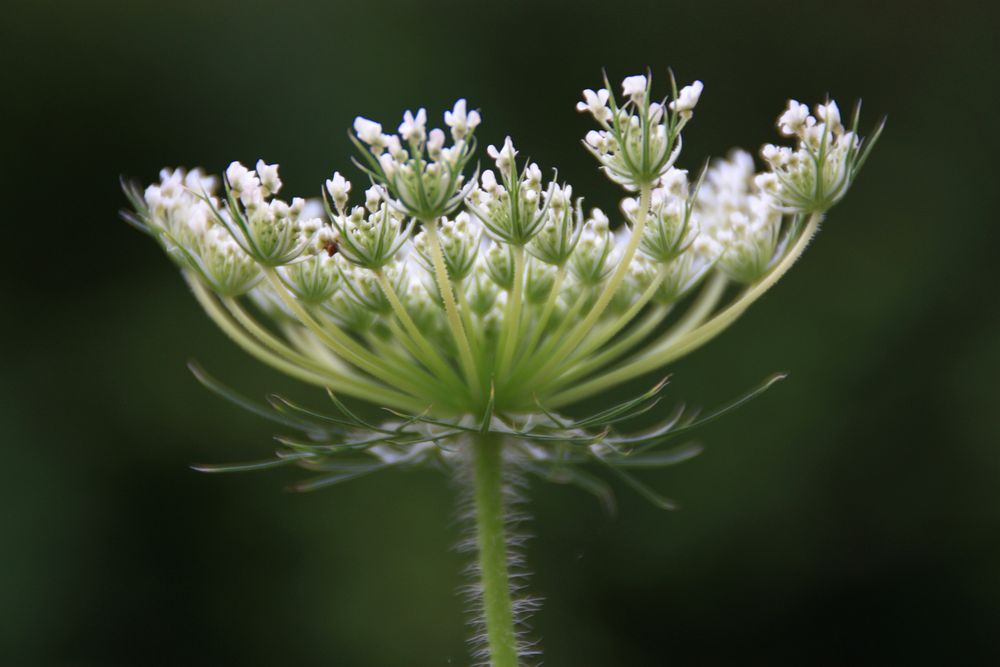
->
<box><xmin>255</xmin><ymin>159</ymin><xmax>282</xmax><ymax>195</ymax></box>
<box><xmin>325</xmin><ymin>171</ymin><xmax>352</xmax><ymax>208</ymax></box>
<box><xmin>226</xmin><ymin>161</ymin><xmax>247</xmax><ymax>185</ymax></box>
<box><xmin>622</xmin><ymin>75</ymin><xmax>648</xmax><ymax>100</ymax></box>
<box><xmin>669</xmin><ymin>80</ymin><xmax>704</xmax><ymax>115</ymax></box>
<box><xmin>354</xmin><ymin>117</ymin><xmax>385</xmax><ymax>145</ymax></box>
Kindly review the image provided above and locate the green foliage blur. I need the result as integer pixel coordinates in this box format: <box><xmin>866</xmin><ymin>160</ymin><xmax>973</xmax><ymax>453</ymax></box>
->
<box><xmin>4</xmin><ymin>0</ymin><xmax>999</xmax><ymax>664</ymax></box>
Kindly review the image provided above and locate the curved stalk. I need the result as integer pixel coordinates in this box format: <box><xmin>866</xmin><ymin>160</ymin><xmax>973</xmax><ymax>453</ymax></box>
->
<box><xmin>496</xmin><ymin>245</ymin><xmax>526</xmax><ymax>381</ymax></box>
<box><xmin>515</xmin><ymin>263</ymin><xmax>567</xmax><ymax>371</ymax></box>
<box><xmin>523</xmin><ymin>184</ymin><xmax>653</xmax><ymax>385</ymax></box>
<box><xmin>188</xmin><ymin>277</ymin><xmax>423</xmax><ymax>411</ymax></box>
<box><xmin>652</xmin><ymin>271</ymin><xmax>729</xmax><ymax>351</ymax></box>
<box><xmin>548</xmin><ymin>213</ymin><xmax>822</xmax><ymax>407</ymax></box>
<box><xmin>423</xmin><ymin>220</ymin><xmax>480</xmax><ymax>395</ymax></box>
<box><xmin>222</xmin><ymin>297</ymin><xmax>365</xmax><ymax>382</ymax></box>
<box><xmin>262</xmin><ymin>269</ymin><xmax>435</xmax><ymax>400</ymax></box>
<box><xmin>510</xmin><ymin>285</ymin><xmax>590</xmax><ymax>387</ymax></box>
<box><xmin>546</xmin><ymin>304</ymin><xmax>669</xmax><ymax>391</ymax></box>
<box><xmin>374</xmin><ymin>269</ymin><xmax>465</xmax><ymax>390</ymax></box>
<box><xmin>282</xmin><ymin>324</ymin><xmax>353</xmax><ymax>373</ymax></box>
<box><xmin>456</xmin><ymin>284</ymin><xmax>482</xmax><ymax>362</ymax></box>
<box><xmin>559</xmin><ymin>264</ymin><xmax>667</xmax><ymax>370</ymax></box>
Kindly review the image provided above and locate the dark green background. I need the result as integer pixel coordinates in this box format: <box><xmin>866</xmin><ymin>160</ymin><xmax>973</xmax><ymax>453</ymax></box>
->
<box><xmin>5</xmin><ymin>0</ymin><xmax>999</xmax><ymax>664</ymax></box>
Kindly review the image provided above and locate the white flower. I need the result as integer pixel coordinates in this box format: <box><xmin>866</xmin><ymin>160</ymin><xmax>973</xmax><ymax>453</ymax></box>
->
<box><xmin>658</xmin><ymin>167</ymin><xmax>689</xmax><ymax>198</ymax></box>
<box><xmin>487</xmin><ymin>136</ymin><xmax>518</xmax><ymax>173</ymax></box>
<box><xmin>427</xmin><ymin>128</ymin><xmax>446</xmax><ymax>158</ymax></box>
<box><xmin>777</xmin><ymin>100</ymin><xmax>813</xmax><ymax>137</ymax></box>
<box><xmin>648</xmin><ymin>102</ymin><xmax>665</xmax><ymax>123</ymax></box>
<box><xmin>255</xmin><ymin>160</ymin><xmax>282</xmax><ymax>197</ymax></box>
<box><xmin>364</xmin><ymin>185</ymin><xmax>382</xmax><ymax>213</ymax></box>
<box><xmin>398</xmin><ymin>108</ymin><xmax>427</xmax><ymax>144</ymax></box>
<box><xmin>622</xmin><ymin>75</ymin><xmax>648</xmax><ymax>104</ymax></box>
<box><xmin>386</xmin><ymin>135</ymin><xmax>407</xmax><ymax>161</ymax></box>
<box><xmin>354</xmin><ymin>117</ymin><xmax>387</xmax><ymax>152</ymax></box>
<box><xmin>325</xmin><ymin>172</ymin><xmax>352</xmax><ymax>211</ymax></box>
<box><xmin>225</xmin><ymin>161</ymin><xmax>258</xmax><ymax>195</ymax></box>
<box><xmin>580</xmin><ymin>73</ymin><xmax>694</xmax><ymax>190</ymax></box>
<box><xmin>576</xmin><ymin>88</ymin><xmax>612</xmax><ymax>123</ymax></box>
<box><xmin>378</xmin><ymin>153</ymin><xmax>397</xmax><ymax>178</ymax></box>
<box><xmin>754</xmin><ymin>172</ymin><xmax>779</xmax><ymax>195</ymax></box>
<box><xmin>815</xmin><ymin>100</ymin><xmax>843</xmax><ymax>134</ymax></box>
<box><xmin>481</xmin><ymin>170</ymin><xmax>498</xmax><ymax>192</ymax></box>
<box><xmin>524</xmin><ymin>163</ymin><xmax>542</xmax><ymax>191</ymax></box>
<box><xmin>761</xmin><ymin>97</ymin><xmax>879</xmax><ymax>213</ymax></box>
<box><xmin>183</xmin><ymin>168</ymin><xmax>217</xmax><ymax>196</ymax></box>
<box><xmin>669</xmin><ymin>81</ymin><xmax>704</xmax><ymax>118</ymax></box>
<box><xmin>444</xmin><ymin>99</ymin><xmax>481</xmax><ymax>141</ymax></box>
<box><xmin>126</xmin><ymin>68</ymin><xmax>880</xmax><ymax>439</ymax></box>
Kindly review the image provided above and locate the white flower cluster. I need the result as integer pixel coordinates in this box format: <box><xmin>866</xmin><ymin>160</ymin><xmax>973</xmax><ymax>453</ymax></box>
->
<box><xmin>352</xmin><ymin>100</ymin><xmax>480</xmax><ymax>220</ymax></box>
<box><xmin>466</xmin><ymin>137</ymin><xmax>556</xmax><ymax>245</ymax></box>
<box><xmin>526</xmin><ymin>183</ymin><xmax>580</xmax><ymax>266</ymax></box>
<box><xmin>324</xmin><ymin>176</ymin><xmax>412</xmax><ymax>271</ymax></box>
<box><xmin>125</xmin><ymin>73</ymin><xmax>880</xmax><ymax>416</ymax></box>
<box><xmin>618</xmin><ymin>168</ymin><xmax>716</xmax><ymax>302</ymax></box>
<box><xmin>218</xmin><ymin>160</ymin><xmax>322</xmax><ymax>267</ymax></box>
<box><xmin>142</xmin><ymin>167</ymin><xmax>294</xmax><ymax>296</ymax></box>
<box><xmin>578</xmin><ymin>73</ymin><xmax>703</xmax><ymax>190</ymax></box>
<box><xmin>569</xmin><ymin>208</ymin><xmax>615</xmax><ymax>286</ymax></box>
<box><xmin>757</xmin><ymin>99</ymin><xmax>881</xmax><ymax>213</ymax></box>
<box><xmin>696</xmin><ymin>151</ymin><xmax>783</xmax><ymax>284</ymax></box>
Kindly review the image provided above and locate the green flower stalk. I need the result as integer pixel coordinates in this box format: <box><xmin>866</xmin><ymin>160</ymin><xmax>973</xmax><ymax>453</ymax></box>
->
<box><xmin>122</xmin><ymin>70</ymin><xmax>881</xmax><ymax>666</ymax></box>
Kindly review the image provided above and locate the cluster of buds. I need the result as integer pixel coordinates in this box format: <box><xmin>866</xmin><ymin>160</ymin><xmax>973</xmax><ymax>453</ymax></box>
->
<box><xmin>695</xmin><ymin>150</ymin><xmax>783</xmax><ymax>284</ymax></box>
<box><xmin>465</xmin><ymin>137</ymin><xmax>556</xmax><ymax>245</ymax></box>
<box><xmin>218</xmin><ymin>161</ymin><xmax>319</xmax><ymax>267</ymax></box>
<box><xmin>323</xmin><ymin>176</ymin><xmax>412</xmax><ymax>271</ymax></box>
<box><xmin>126</xmin><ymin>166</ymin><xmax>315</xmax><ymax>297</ymax></box>
<box><xmin>351</xmin><ymin>101</ymin><xmax>480</xmax><ymax>221</ymax></box>
<box><xmin>618</xmin><ymin>168</ymin><xmax>721</xmax><ymax>304</ymax></box>
<box><xmin>578</xmin><ymin>73</ymin><xmax>703</xmax><ymax>190</ymax></box>
<box><xmin>412</xmin><ymin>212</ymin><xmax>480</xmax><ymax>282</ymax></box>
<box><xmin>757</xmin><ymin>99</ymin><xmax>884</xmax><ymax>213</ymax></box>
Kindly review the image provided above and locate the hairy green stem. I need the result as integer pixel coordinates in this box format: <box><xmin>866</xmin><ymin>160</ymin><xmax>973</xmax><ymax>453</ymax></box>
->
<box><xmin>423</xmin><ymin>220</ymin><xmax>480</xmax><ymax>397</ymax></box>
<box><xmin>471</xmin><ymin>433</ymin><xmax>519</xmax><ymax>667</ymax></box>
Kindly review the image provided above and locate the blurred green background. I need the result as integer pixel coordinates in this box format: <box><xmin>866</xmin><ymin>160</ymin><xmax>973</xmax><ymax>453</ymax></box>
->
<box><xmin>4</xmin><ymin>0</ymin><xmax>999</xmax><ymax>664</ymax></box>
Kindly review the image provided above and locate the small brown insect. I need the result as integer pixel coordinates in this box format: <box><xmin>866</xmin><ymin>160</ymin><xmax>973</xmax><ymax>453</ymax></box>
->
<box><xmin>324</xmin><ymin>239</ymin><xmax>339</xmax><ymax>257</ymax></box>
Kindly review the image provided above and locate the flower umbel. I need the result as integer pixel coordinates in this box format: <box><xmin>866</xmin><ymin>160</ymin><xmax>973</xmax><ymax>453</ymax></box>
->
<box><xmin>578</xmin><ymin>72</ymin><xmax>703</xmax><ymax>190</ymax></box>
<box><xmin>350</xmin><ymin>100</ymin><xmax>479</xmax><ymax>221</ymax></box>
<box><xmin>123</xmin><ymin>70</ymin><xmax>882</xmax><ymax>667</ymax></box>
<box><xmin>758</xmin><ymin>99</ymin><xmax>884</xmax><ymax>213</ymax></box>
